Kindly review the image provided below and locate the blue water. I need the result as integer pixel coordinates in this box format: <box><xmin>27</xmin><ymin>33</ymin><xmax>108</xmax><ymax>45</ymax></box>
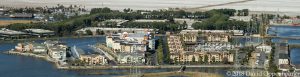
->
<box><xmin>268</xmin><ymin>26</ymin><xmax>300</xmax><ymax>65</ymax></box>
<box><xmin>0</xmin><ymin>36</ymin><xmax>118</xmax><ymax>77</ymax></box>
<box><xmin>268</xmin><ymin>26</ymin><xmax>300</xmax><ymax>37</ymax></box>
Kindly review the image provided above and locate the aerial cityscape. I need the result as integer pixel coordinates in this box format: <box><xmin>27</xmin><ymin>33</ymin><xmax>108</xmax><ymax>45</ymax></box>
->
<box><xmin>1</xmin><ymin>0</ymin><xmax>300</xmax><ymax>77</ymax></box>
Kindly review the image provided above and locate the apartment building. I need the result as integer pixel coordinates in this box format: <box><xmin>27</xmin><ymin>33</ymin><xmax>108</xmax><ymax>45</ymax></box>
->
<box><xmin>80</xmin><ymin>54</ymin><xmax>107</xmax><ymax>65</ymax></box>
<box><xmin>206</xmin><ymin>33</ymin><xmax>230</xmax><ymax>42</ymax></box>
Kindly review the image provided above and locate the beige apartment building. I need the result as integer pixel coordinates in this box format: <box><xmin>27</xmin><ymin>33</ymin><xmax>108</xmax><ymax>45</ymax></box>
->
<box><xmin>167</xmin><ymin>35</ymin><xmax>184</xmax><ymax>53</ymax></box>
<box><xmin>80</xmin><ymin>54</ymin><xmax>107</xmax><ymax>65</ymax></box>
<box><xmin>181</xmin><ymin>33</ymin><xmax>198</xmax><ymax>43</ymax></box>
<box><xmin>170</xmin><ymin>51</ymin><xmax>234</xmax><ymax>63</ymax></box>
<box><xmin>206</xmin><ymin>33</ymin><xmax>230</xmax><ymax>42</ymax></box>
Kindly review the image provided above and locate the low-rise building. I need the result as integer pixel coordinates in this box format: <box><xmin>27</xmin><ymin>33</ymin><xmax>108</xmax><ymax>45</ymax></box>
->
<box><xmin>9</xmin><ymin>13</ymin><xmax>33</xmax><ymax>18</ymax></box>
<box><xmin>105</xmin><ymin>32</ymin><xmax>154</xmax><ymax>64</ymax></box>
<box><xmin>106</xmin><ymin>32</ymin><xmax>149</xmax><ymax>53</ymax></box>
<box><xmin>48</xmin><ymin>46</ymin><xmax>67</xmax><ymax>62</ymax></box>
<box><xmin>206</xmin><ymin>33</ymin><xmax>230</xmax><ymax>42</ymax></box>
<box><xmin>45</xmin><ymin>41</ymin><xmax>67</xmax><ymax>62</ymax></box>
<box><xmin>167</xmin><ymin>34</ymin><xmax>235</xmax><ymax>64</ymax></box>
<box><xmin>256</xmin><ymin>44</ymin><xmax>272</xmax><ymax>54</ymax></box>
<box><xmin>0</xmin><ymin>28</ymin><xmax>28</xmax><ymax>40</ymax></box>
<box><xmin>278</xmin><ymin>53</ymin><xmax>289</xmax><ymax>65</ymax></box>
<box><xmin>77</xmin><ymin>27</ymin><xmax>154</xmax><ymax>35</ymax></box>
<box><xmin>117</xmin><ymin>52</ymin><xmax>145</xmax><ymax>64</ymax></box>
<box><xmin>278</xmin><ymin>53</ymin><xmax>291</xmax><ymax>71</ymax></box>
<box><xmin>180</xmin><ymin>33</ymin><xmax>200</xmax><ymax>51</ymax></box>
<box><xmin>229</xmin><ymin>16</ymin><xmax>252</xmax><ymax>22</ymax></box>
<box><xmin>170</xmin><ymin>51</ymin><xmax>234</xmax><ymax>63</ymax></box>
<box><xmin>100</xmin><ymin>19</ymin><xmax>129</xmax><ymax>27</ymax></box>
<box><xmin>249</xmin><ymin>51</ymin><xmax>266</xmax><ymax>67</ymax></box>
<box><xmin>80</xmin><ymin>54</ymin><xmax>107</xmax><ymax>65</ymax></box>
<box><xmin>167</xmin><ymin>35</ymin><xmax>184</xmax><ymax>53</ymax></box>
<box><xmin>133</xmin><ymin>19</ymin><xmax>168</xmax><ymax>22</ymax></box>
<box><xmin>15</xmin><ymin>43</ymin><xmax>24</xmax><ymax>52</ymax></box>
<box><xmin>270</xmin><ymin>18</ymin><xmax>300</xmax><ymax>26</ymax></box>
<box><xmin>14</xmin><ymin>43</ymin><xmax>33</xmax><ymax>52</ymax></box>
<box><xmin>32</xmin><ymin>43</ymin><xmax>47</xmax><ymax>54</ymax></box>
<box><xmin>180</xmin><ymin>30</ymin><xmax>244</xmax><ymax>36</ymax></box>
<box><xmin>0</xmin><ymin>8</ymin><xmax>7</xmax><ymax>15</ymax></box>
<box><xmin>24</xmin><ymin>29</ymin><xmax>55</xmax><ymax>37</ymax></box>
<box><xmin>181</xmin><ymin>33</ymin><xmax>198</xmax><ymax>43</ymax></box>
<box><xmin>70</xmin><ymin>45</ymin><xmax>107</xmax><ymax>65</ymax></box>
<box><xmin>195</xmin><ymin>42</ymin><xmax>236</xmax><ymax>52</ymax></box>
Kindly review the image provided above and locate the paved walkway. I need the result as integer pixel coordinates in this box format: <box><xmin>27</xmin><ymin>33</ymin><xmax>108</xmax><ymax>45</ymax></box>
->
<box><xmin>90</xmin><ymin>45</ymin><xmax>115</xmax><ymax>61</ymax></box>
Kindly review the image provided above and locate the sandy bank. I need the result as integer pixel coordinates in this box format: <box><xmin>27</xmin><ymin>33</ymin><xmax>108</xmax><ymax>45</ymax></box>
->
<box><xmin>0</xmin><ymin>20</ymin><xmax>36</xmax><ymax>26</ymax></box>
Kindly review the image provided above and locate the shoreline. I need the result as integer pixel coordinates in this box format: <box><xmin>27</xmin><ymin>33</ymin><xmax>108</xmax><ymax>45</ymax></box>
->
<box><xmin>3</xmin><ymin>50</ymin><xmax>259</xmax><ymax>70</ymax></box>
<box><xmin>119</xmin><ymin>71</ymin><xmax>223</xmax><ymax>77</ymax></box>
<box><xmin>0</xmin><ymin>35</ymin><xmax>105</xmax><ymax>43</ymax></box>
<box><xmin>3</xmin><ymin>50</ymin><xmax>69</xmax><ymax>69</ymax></box>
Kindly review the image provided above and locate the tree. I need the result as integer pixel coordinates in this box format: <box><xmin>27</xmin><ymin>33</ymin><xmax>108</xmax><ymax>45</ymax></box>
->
<box><xmin>174</xmin><ymin>57</ymin><xmax>178</xmax><ymax>64</ymax></box>
<box><xmin>198</xmin><ymin>56</ymin><xmax>203</xmax><ymax>63</ymax></box>
<box><xmin>204</xmin><ymin>55</ymin><xmax>209</xmax><ymax>63</ymax></box>
<box><xmin>282</xmin><ymin>15</ymin><xmax>290</xmax><ymax>19</ymax></box>
<box><xmin>191</xmin><ymin>13</ymin><xmax>248</xmax><ymax>30</ymax></box>
<box><xmin>53</xmin><ymin>13</ymin><xmax>67</xmax><ymax>21</ymax></box>
<box><xmin>237</xmin><ymin>10</ymin><xmax>242</xmax><ymax>16</ymax></box>
<box><xmin>85</xmin><ymin>30</ymin><xmax>93</xmax><ymax>35</ymax></box>
<box><xmin>297</xmin><ymin>16</ymin><xmax>300</xmax><ymax>19</ymax></box>
<box><xmin>96</xmin><ymin>29</ymin><xmax>104</xmax><ymax>35</ymax></box>
<box><xmin>123</xmin><ymin>8</ymin><xmax>132</xmax><ymax>13</ymax></box>
<box><xmin>90</xmin><ymin>7</ymin><xmax>112</xmax><ymax>14</ymax></box>
<box><xmin>156</xmin><ymin>38</ymin><xmax>164</xmax><ymax>65</ymax></box>
<box><xmin>223</xmin><ymin>57</ymin><xmax>229</xmax><ymax>64</ymax></box>
<box><xmin>212</xmin><ymin>56</ymin><xmax>216</xmax><ymax>63</ymax></box>
<box><xmin>242</xmin><ymin>9</ymin><xmax>249</xmax><ymax>16</ymax></box>
<box><xmin>192</xmin><ymin>56</ymin><xmax>196</xmax><ymax>62</ymax></box>
<box><xmin>164</xmin><ymin>38</ymin><xmax>171</xmax><ymax>64</ymax></box>
<box><xmin>182</xmin><ymin>21</ymin><xmax>187</xmax><ymax>29</ymax></box>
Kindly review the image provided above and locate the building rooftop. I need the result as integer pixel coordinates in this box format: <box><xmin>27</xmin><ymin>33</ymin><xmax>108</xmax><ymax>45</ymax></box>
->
<box><xmin>279</xmin><ymin>64</ymin><xmax>291</xmax><ymax>70</ymax></box>
<box><xmin>279</xmin><ymin>53</ymin><xmax>289</xmax><ymax>59</ymax></box>
<box><xmin>10</xmin><ymin>13</ymin><xmax>33</xmax><ymax>18</ymax></box>
<box><xmin>81</xmin><ymin>54</ymin><xmax>103</xmax><ymax>58</ymax></box>
<box><xmin>32</xmin><ymin>43</ymin><xmax>46</xmax><ymax>48</ymax></box>
<box><xmin>25</xmin><ymin>29</ymin><xmax>54</xmax><ymax>34</ymax></box>
<box><xmin>0</xmin><ymin>28</ymin><xmax>26</xmax><ymax>35</ymax></box>
<box><xmin>180</xmin><ymin>30</ymin><xmax>244</xmax><ymax>35</ymax></box>
<box><xmin>49</xmin><ymin>46</ymin><xmax>65</xmax><ymax>52</ymax></box>
<box><xmin>127</xmin><ymin>33</ymin><xmax>147</xmax><ymax>37</ymax></box>
<box><xmin>117</xmin><ymin>52</ymin><xmax>145</xmax><ymax>57</ymax></box>
<box><xmin>229</xmin><ymin>16</ymin><xmax>252</xmax><ymax>22</ymax></box>
<box><xmin>77</xmin><ymin>27</ymin><xmax>154</xmax><ymax>32</ymax></box>
<box><xmin>133</xmin><ymin>19</ymin><xmax>168</xmax><ymax>22</ymax></box>
<box><xmin>103</xmin><ymin>19</ymin><xmax>129</xmax><ymax>24</ymax></box>
<box><xmin>195</xmin><ymin>42</ymin><xmax>236</xmax><ymax>52</ymax></box>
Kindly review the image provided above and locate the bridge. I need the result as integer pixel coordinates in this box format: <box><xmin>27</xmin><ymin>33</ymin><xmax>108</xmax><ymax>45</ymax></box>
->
<box><xmin>89</xmin><ymin>45</ymin><xmax>115</xmax><ymax>61</ymax></box>
<box><xmin>89</xmin><ymin>45</ymin><xmax>117</xmax><ymax>65</ymax></box>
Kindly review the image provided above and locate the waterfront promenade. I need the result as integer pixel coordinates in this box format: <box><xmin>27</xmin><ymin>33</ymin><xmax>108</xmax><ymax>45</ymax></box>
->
<box><xmin>3</xmin><ymin>50</ymin><xmax>263</xmax><ymax>70</ymax></box>
<box><xmin>119</xmin><ymin>72</ymin><xmax>223</xmax><ymax>77</ymax></box>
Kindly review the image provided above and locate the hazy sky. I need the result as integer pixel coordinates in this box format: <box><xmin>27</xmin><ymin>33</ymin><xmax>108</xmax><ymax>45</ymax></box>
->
<box><xmin>1</xmin><ymin>0</ymin><xmax>300</xmax><ymax>13</ymax></box>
